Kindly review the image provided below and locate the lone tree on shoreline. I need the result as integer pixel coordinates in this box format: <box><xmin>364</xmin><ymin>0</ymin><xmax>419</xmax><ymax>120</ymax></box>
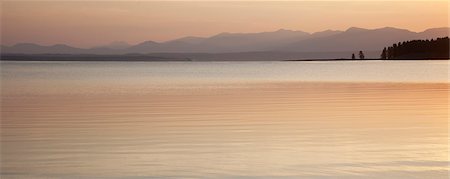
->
<box><xmin>359</xmin><ymin>51</ymin><xmax>365</xmax><ymax>59</ymax></box>
<box><xmin>352</xmin><ymin>53</ymin><xmax>355</xmax><ymax>59</ymax></box>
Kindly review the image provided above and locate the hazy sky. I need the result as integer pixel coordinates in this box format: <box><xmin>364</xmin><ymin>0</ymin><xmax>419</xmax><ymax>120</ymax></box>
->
<box><xmin>1</xmin><ymin>1</ymin><xmax>448</xmax><ymax>47</ymax></box>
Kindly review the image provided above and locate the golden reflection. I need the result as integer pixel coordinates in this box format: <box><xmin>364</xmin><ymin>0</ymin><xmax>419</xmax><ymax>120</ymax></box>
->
<box><xmin>2</xmin><ymin>82</ymin><xmax>448</xmax><ymax>178</ymax></box>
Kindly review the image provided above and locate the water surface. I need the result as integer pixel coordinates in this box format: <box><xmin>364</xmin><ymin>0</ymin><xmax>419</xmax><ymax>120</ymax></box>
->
<box><xmin>1</xmin><ymin>61</ymin><xmax>448</xmax><ymax>178</ymax></box>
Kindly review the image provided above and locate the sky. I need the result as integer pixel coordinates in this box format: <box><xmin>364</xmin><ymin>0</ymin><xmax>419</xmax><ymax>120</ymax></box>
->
<box><xmin>1</xmin><ymin>1</ymin><xmax>448</xmax><ymax>48</ymax></box>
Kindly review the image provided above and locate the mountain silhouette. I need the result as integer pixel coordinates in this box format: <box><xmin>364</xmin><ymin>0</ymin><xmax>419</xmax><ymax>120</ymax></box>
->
<box><xmin>280</xmin><ymin>27</ymin><xmax>421</xmax><ymax>52</ymax></box>
<box><xmin>2</xmin><ymin>43</ymin><xmax>85</xmax><ymax>54</ymax></box>
<box><xmin>2</xmin><ymin>27</ymin><xmax>448</xmax><ymax>55</ymax></box>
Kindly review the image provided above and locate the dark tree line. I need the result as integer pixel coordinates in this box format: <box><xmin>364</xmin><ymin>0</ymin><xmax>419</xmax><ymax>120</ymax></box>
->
<box><xmin>381</xmin><ymin>37</ymin><xmax>449</xmax><ymax>59</ymax></box>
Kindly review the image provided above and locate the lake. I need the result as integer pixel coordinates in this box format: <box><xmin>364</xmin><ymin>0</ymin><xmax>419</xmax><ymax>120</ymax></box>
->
<box><xmin>1</xmin><ymin>60</ymin><xmax>448</xmax><ymax>178</ymax></box>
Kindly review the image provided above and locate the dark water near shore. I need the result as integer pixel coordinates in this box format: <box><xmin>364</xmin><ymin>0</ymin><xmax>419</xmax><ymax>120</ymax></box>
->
<box><xmin>1</xmin><ymin>61</ymin><xmax>448</xmax><ymax>178</ymax></box>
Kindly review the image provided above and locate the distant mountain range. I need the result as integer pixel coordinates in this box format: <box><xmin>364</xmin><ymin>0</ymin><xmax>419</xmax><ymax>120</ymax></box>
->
<box><xmin>2</xmin><ymin>27</ymin><xmax>449</xmax><ymax>58</ymax></box>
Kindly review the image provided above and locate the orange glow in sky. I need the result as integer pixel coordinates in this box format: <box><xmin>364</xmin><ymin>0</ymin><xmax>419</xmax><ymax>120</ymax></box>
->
<box><xmin>1</xmin><ymin>1</ymin><xmax>448</xmax><ymax>47</ymax></box>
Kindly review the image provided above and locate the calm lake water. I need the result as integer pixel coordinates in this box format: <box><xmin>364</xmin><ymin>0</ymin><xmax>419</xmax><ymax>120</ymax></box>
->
<box><xmin>1</xmin><ymin>60</ymin><xmax>449</xmax><ymax>178</ymax></box>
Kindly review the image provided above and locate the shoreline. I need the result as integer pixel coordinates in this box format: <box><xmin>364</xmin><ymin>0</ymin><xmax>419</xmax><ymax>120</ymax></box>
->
<box><xmin>1</xmin><ymin>54</ymin><xmax>449</xmax><ymax>62</ymax></box>
<box><xmin>286</xmin><ymin>58</ymin><xmax>450</xmax><ymax>61</ymax></box>
<box><xmin>1</xmin><ymin>59</ymin><xmax>449</xmax><ymax>62</ymax></box>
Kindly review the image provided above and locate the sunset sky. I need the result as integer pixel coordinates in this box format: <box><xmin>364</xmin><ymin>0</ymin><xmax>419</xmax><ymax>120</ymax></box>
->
<box><xmin>1</xmin><ymin>1</ymin><xmax>448</xmax><ymax>48</ymax></box>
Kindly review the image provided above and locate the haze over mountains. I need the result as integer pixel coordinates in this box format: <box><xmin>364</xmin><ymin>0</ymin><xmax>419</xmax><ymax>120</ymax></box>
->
<box><xmin>2</xmin><ymin>27</ymin><xmax>449</xmax><ymax>59</ymax></box>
